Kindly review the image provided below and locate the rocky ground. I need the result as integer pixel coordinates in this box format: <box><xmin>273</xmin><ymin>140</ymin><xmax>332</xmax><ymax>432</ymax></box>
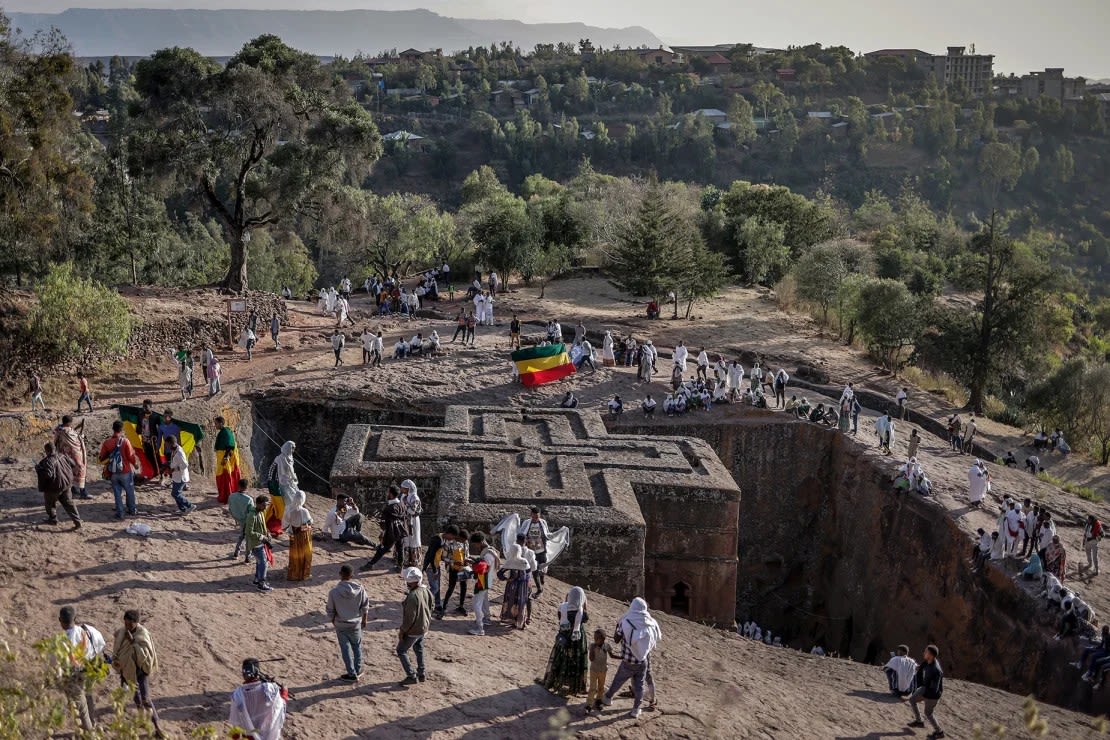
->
<box><xmin>1</xmin><ymin>275</ymin><xmax>1109</xmax><ymax>737</ymax></box>
<box><xmin>0</xmin><ymin>467</ymin><xmax>1104</xmax><ymax>739</ymax></box>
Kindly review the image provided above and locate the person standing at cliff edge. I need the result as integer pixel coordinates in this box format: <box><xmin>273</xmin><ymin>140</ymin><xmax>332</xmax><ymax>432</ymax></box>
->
<box><xmin>903</xmin><ymin>644</ymin><xmax>944</xmax><ymax>739</ymax></box>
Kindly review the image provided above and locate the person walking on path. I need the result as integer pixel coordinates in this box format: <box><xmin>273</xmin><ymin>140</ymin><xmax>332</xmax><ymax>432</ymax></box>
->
<box><xmin>229</xmin><ymin>658</ymin><xmax>287</xmax><ymax>740</ymax></box>
<box><xmin>331</xmin><ymin>329</ymin><xmax>346</xmax><ymax>367</ymax></box>
<box><xmin>1083</xmin><ymin>515</ymin><xmax>1103</xmax><ymax>576</ymax></box>
<box><xmin>54</xmin><ymin>415</ymin><xmax>89</xmax><ymax>501</ymax></box>
<box><xmin>326</xmin><ymin>564</ymin><xmax>370</xmax><ymax>681</ymax></box>
<box><xmin>98</xmin><ymin>421</ymin><xmax>140</xmax><ymax>519</ymax></box>
<box><xmin>397</xmin><ymin>567</ymin><xmax>434</xmax><ymax>685</ymax></box>
<box><xmin>165</xmin><ymin>435</ymin><xmax>197</xmax><ymax>514</ymax></box>
<box><xmin>112</xmin><ymin>610</ymin><xmax>164</xmax><ymax>738</ymax></box>
<box><xmin>208</xmin><ymin>355</ymin><xmax>222</xmax><ymax>397</ymax></box>
<box><xmin>270</xmin><ymin>313</ymin><xmax>282</xmax><ymax>350</ymax></box>
<box><xmin>904</xmin><ymin>644</ymin><xmax>945</xmax><ymax>739</ymax></box>
<box><xmin>29</xmin><ymin>370</ymin><xmax>46</xmax><ymax>412</ymax></box>
<box><xmin>75</xmin><ymin>371</ymin><xmax>93</xmax><ymax>413</ymax></box>
<box><xmin>57</xmin><ymin>605</ymin><xmax>106</xmax><ymax>732</ymax></box>
<box><xmin>602</xmin><ymin>597</ymin><xmax>661</xmax><ymax>718</ymax></box>
<box><xmin>244</xmin><ymin>494</ymin><xmax>274</xmax><ymax>591</ymax></box>
<box><xmin>229</xmin><ymin>479</ymin><xmax>253</xmax><ymax>561</ymax></box>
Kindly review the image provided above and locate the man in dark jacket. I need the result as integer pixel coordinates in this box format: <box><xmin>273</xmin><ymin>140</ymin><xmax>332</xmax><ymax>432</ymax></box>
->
<box><xmin>360</xmin><ymin>485</ymin><xmax>409</xmax><ymax>572</ymax></box>
<box><xmin>36</xmin><ymin>442</ymin><xmax>82</xmax><ymax>529</ymax></box>
<box><xmin>904</xmin><ymin>644</ymin><xmax>944</xmax><ymax>739</ymax></box>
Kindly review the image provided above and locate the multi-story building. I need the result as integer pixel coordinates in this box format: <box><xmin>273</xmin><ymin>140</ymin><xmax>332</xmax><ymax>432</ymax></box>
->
<box><xmin>931</xmin><ymin>46</ymin><xmax>994</xmax><ymax>96</ymax></box>
<box><xmin>1020</xmin><ymin>68</ymin><xmax>1086</xmax><ymax>102</ymax></box>
<box><xmin>865</xmin><ymin>45</ymin><xmax>995</xmax><ymax>96</ymax></box>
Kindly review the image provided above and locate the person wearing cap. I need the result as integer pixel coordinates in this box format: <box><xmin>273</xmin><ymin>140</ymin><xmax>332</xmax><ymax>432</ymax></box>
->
<box><xmin>397</xmin><ymin>567</ymin><xmax>434</xmax><ymax>685</ymax></box>
<box><xmin>229</xmin><ymin>658</ymin><xmax>287</xmax><ymax>740</ymax></box>
<box><xmin>57</xmin><ymin>605</ymin><xmax>106</xmax><ymax>731</ymax></box>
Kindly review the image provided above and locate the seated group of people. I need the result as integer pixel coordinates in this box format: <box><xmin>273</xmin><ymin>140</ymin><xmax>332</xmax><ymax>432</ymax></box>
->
<box><xmin>785</xmin><ymin>396</ymin><xmax>838</xmax><ymax>426</ymax></box>
<box><xmin>1032</xmin><ymin>429</ymin><xmax>1072</xmax><ymax>455</ymax></box>
<box><xmin>892</xmin><ymin>456</ymin><xmax>932</xmax><ymax>496</ymax></box>
<box><xmin>393</xmin><ymin>331</ymin><xmax>441</xmax><ymax>359</ymax></box>
<box><xmin>736</xmin><ymin>620</ymin><xmax>784</xmax><ymax>647</ymax></box>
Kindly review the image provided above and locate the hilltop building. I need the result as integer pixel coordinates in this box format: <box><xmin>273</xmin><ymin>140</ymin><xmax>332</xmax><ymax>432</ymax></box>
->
<box><xmin>866</xmin><ymin>45</ymin><xmax>994</xmax><ymax>96</ymax></box>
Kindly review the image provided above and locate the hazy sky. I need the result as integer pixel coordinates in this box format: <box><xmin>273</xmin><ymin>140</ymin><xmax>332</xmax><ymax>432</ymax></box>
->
<box><xmin>8</xmin><ymin>0</ymin><xmax>1109</xmax><ymax>78</ymax></box>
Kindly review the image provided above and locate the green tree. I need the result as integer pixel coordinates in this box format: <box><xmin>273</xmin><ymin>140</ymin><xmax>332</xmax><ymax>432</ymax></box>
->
<box><xmin>1051</xmin><ymin>144</ymin><xmax>1075</xmax><ymax>184</ymax></box>
<box><xmin>978</xmin><ymin>142</ymin><xmax>1022</xmax><ymax>204</ymax></box>
<box><xmin>854</xmin><ymin>278</ymin><xmax>926</xmax><ymax>371</ymax></box>
<box><xmin>132</xmin><ymin>36</ymin><xmax>382</xmax><ymax>292</ymax></box>
<box><xmin>246</xmin><ymin>230</ymin><xmax>318</xmax><ymax>294</ymax></box>
<box><xmin>737</xmin><ymin>217</ymin><xmax>789</xmax><ymax>285</ymax></box>
<box><xmin>466</xmin><ymin>192</ymin><xmax>534</xmax><ymax>286</ymax></box>
<box><xmin>609</xmin><ymin>185</ymin><xmax>697</xmax><ymax>300</ymax></box>
<box><xmin>726</xmin><ymin>94</ymin><xmax>757</xmax><ymax>145</ymax></box>
<box><xmin>676</xmin><ymin>240</ymin><xmax>730</xmax><ymax>317</ymax></box>
<box><xmin>25</xmin><ymin>262</ymin><xmax>133</xmax><ymax>365</ymax></box>
<box><xmin>0</xmin><ymin>15</ymin><xmax>94</xmax><ymax>284</ymax></box>
<box><xmin>793</xmin><ymin>238</ymin><xmax>873</xmax><ymax>327</ymax></box>
<box><xmin>460</xmin><ymin>165</ymin><xmax>507</xmax><ymax>205</ymax></box>
<box><xmin>1086</xmin><ymin>364</ymin><xmax>1110</xmax><ymax>465</ymax></box>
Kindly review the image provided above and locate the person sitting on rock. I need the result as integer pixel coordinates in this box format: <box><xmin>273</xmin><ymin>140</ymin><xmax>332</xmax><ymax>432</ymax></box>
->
<box><xmin>641</xmin><ymin>395</ymin><xmax>656</xmax><ymax>417</ymax></box>
<box><xmin>973</xmin><ymin>528</ymin><xmax>991</xmax><ymax>569</ymax></box>
<box><xmin>1042</xmin><ymin>571</ymin><xmax>1065</xmax><ymax>608</ymax></box>
<box><xmin>1056</xmin><ymin>600</ymin><xmax>1081</xmax><ymax>640</ymax></box>
<box><xmin>560</xmin><ymin>392</ymin><xmax>579</xmax><ymax>409</ymax></box>
<box><xmin>1003</xmin><ymin>451</ymin><xmax>1018</xmax><ymax>467</ymax></box>
<box><xmin>1020</xmin><ymin>551</ymin><xmax>1043</xmax><ymax>580</ymax></box>
<box><xmin>1077</xmin><ymin>625</ymin><xmax>1110</xmax><ymax>682</ymax></box>
<box><xmin>808</xmin><ymin>403</ymin><xmax>827</xmax><ymax>424</ymax></box>
<box><xmin>393</xmin><ymin>338</ymin><xmax>408</xmax><ymax>360</ymax></box>
<box><xmin>607</xmin><ymin>396</ymin><xmax>623</xmax><ymax>416</ymax></box>
<box><xmin>883</xmin><ymin>645</ymin><xmax>917</xmax><ymax>698</ymax></box>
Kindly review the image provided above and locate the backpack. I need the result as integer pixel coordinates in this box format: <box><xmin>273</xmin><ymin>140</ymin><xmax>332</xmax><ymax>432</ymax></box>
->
<box><xmin>446</xmin><ymin>541</ymin><xmax>466</xmax><ymax>572</ymax></box>
<box><xmin>106</xmin><ymin>438</ymin><xmax>125</xmax><ymax>475</ymax></box>
<box><xmin>37</xmin><ymin>454</ymin><xmax>73</xmax><ymax>493</ymax></box>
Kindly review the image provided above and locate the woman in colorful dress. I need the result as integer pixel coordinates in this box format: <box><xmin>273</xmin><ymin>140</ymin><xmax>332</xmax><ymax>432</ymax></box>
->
<box><xmin>284</xmin><ymin>489</ymin><xmax>313</xmax><ymax>581</ymax></box>
<box><xmin>213</xmin><ymin>416</ymin><xmax>241</xmax><ymax>504</ymax></box>
<box><xmin>498</xmin><ymin>544</ymin><xmax>532</xmax><ymax>630</ymax></box>
<box><xmin>542</xmin><ymin>586</ymin><xmax>589</xmax><ymax>696</ymax></box>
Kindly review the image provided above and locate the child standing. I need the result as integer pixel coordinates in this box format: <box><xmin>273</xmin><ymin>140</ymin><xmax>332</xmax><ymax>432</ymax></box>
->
<box><xmin>586</xmin><ymin>628</ymin><xmax>616</xmax><ymax>713</ymax></box>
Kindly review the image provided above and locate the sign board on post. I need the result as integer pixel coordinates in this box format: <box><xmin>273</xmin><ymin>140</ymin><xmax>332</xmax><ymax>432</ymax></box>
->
<box><xmin>226</xmin><ymin>298</ymin><xmax>248</xmax><ymax>349</ymax></box>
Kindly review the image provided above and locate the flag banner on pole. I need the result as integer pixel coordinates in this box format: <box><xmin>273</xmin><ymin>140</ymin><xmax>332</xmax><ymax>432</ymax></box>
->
<box><xmin>512</xmin><ymin>343</ymin><xmax>576</xmax><ymax>387</ymax></box>
<box><xmin>117</xmin><ymin>405</ymin><xmax>205</xmax><ymax>480</ymax></box>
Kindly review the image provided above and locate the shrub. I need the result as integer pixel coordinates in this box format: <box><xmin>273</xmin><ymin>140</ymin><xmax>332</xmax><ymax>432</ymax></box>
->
<box><xmin>24</xmin><ymin>263</ymin><xmax>133</xmax><ymax>365</ymax></box>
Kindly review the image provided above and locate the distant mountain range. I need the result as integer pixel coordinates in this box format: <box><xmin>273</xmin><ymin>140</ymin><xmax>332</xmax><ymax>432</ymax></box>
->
<box><xmin>8</xmin><ymin>8</ymin><xmax>661</xmax><ymax>58</ymax></box>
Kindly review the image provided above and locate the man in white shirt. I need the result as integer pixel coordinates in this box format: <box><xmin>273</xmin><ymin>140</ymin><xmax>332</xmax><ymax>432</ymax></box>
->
<box><xmin>883</xmin><ymin>645</ymin><xmax>918</xmax><ymax>697</ymax></box>
<box><xmin>324</xmin><ymin>495</ymin><xmax>374</xmax><ymax>546</ymax></box>
<box><xmin>165</xmin><ymin>435</ymin><xmax>197</xmax><ymax>514</ymax></box>
<box><xmin>393</xmin><ymin>338</ymin><xmax>408</xmax><ymax>360</ymax></box>
<box><xmin>695</xmin><ymin>348</ymin><xmax>710</xmax><ymax>381</ymax></box>
<box><xmin>895</xmin><ymin>387</ymin><xmax>908</xmax><ymax>419</ymax></box>
<box><xmin>229</xmin><ymin>658</ymin><xmax>286</xmax><ymax>740</ymax></box>
<box><xmin>58</xmin><ymin>605</ymin><xmax>106</xmax><ymax>732</ymax></box>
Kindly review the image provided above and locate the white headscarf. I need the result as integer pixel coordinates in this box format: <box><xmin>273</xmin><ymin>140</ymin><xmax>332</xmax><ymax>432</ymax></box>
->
<box><xmin>401</xmin><ymin>479</ymin><xmax>421</xmax><ymax>548</ymax></box>
<box><xmin>559</xmin><ymin>586</ymin><xmax>587</xmax><ymax>639</ymax></box>
<box><xmin>502</xmin><ymin>543</ymin><xmax>531</xmax><ymax>571</ymax></box>
<box><xmin>620</xmin><ymin>597</ymin><xmax>661</xmax><ymax>661</ymax></box>
<box><xmin>282</xmin><ymin>488</ymin><xmax>312</xmax><ymax>528</ymax></box>
<box><xmin>277</xmin><ymin>441</ymin><xmax>298</xmax><ymax>487</ymax></box>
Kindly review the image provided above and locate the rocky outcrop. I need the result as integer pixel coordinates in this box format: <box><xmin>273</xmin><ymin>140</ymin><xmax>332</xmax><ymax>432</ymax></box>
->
<box><xmin>613</xmin><ymin>414</ymin><xmax>1094</xmax><ymax>712</ymax></box>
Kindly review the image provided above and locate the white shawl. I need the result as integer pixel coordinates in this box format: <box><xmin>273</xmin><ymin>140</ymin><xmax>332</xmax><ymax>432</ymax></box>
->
<box><xmin>401</xmin><ymin>479</ymin><xmax>422</xmax><ymax>548</ymax></box>
<box><xmin>277</xmin><ymin>441</ymin><xmax>298</xmax><ymax>488</ymax></box>
<box><xmin>559</xmin><ymin>586</ymin><xmax>587</xmax><ymax>639</ymax></box>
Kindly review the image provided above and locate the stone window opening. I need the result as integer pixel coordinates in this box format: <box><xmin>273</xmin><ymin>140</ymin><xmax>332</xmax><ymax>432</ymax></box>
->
<box><xmin>670</xmin><ymin>581</ymin><xmax>691</xmax><ymax>615</ymax></box>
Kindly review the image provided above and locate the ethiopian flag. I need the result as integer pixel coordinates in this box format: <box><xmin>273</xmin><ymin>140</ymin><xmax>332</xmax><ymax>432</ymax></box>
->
<box><xmin>117</xmin><ymin>405</ymin><xmax>205</xmax><ymax>480</ymax></box>
<box><xmin>512</xmin><ymin>343</ymin><xmax>576</xmax><ymax>387</ymax></box>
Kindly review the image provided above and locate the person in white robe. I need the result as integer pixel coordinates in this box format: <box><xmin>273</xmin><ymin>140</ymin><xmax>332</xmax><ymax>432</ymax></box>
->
<box><xmin>673</xmin><ymin>341</ymin><xmax>689</xmax><ymax>373</ymax></box>
<box><xmin>638</xmin><ymin>340</ymin><xmax>657</xmax><ymax>382</ymax></box>
<box><xmin>601</xmin><ymin>331</ymin><xmax>616</xmax><ymax>366</ymax></box>
<box><xmin>1002</xmin><ymin>501</ymin><xmax>1024</xmax><ymax>556</ymax></box>
<box><xmin>484</xmin><ymin>294</ymin><xmax>495</xmax><ymax>326</ymax></box>
<box><xmin>473</xmin><ymin>292</ymin><xmax>486</xmax><ymax>324</ymax></box>
<box><xmin>727</xmin><ymin>361</ymin><xmax>744</xmax><ymax>401</ymax></box>
<box><xmin>695</xmin><ymin>348</ymin><xmax>710</xmax><ymax>380</ymax></box>
<box><xmin>400</xmin><ymin>479</ymin><xmax>422</xmax><ymax>567</ymax></box>
<box><xmin>317</xmin><ymin>288</ymin><xmax>328</xmax><ymax>313</ymax></box>
<box><xmin>968</xmin><ymin>459</ymin><xmax>989</xmax><ymax>506</ymax></box>
<box><xmin>276</xmin><ymin>441</ymin><xmax>298</xmax><ymax>507</ymax></box>
<box><xmin>326</xmin><ymin>287</ymin><xmax>338</xmax><ymax>315</ymax></box>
